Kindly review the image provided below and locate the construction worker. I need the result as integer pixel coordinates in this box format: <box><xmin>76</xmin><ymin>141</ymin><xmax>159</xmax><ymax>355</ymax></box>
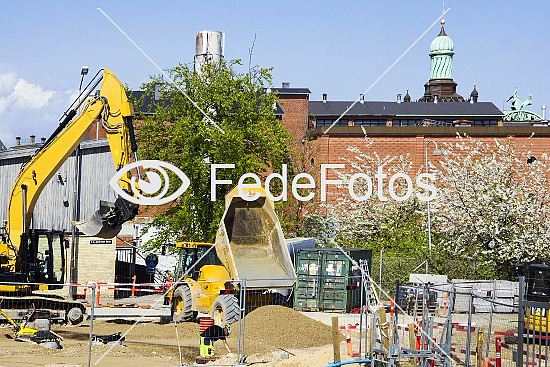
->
<box><xmin>200</xmin><ymin>324</ymin><xmax>231</xmax><ymax>357</ymax></box>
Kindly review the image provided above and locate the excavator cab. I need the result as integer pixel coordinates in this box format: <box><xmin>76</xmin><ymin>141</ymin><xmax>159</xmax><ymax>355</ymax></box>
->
<box><xmin>21</xmin><ymin>230</ymin><xmax>66</xmax><ymax>288</ymax></box>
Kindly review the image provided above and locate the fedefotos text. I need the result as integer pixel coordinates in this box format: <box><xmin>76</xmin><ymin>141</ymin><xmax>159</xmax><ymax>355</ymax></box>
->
<box><xmin>210</xmin><ymin>164</ymin><xmax>436</xmax><ymax>202</ymax></box>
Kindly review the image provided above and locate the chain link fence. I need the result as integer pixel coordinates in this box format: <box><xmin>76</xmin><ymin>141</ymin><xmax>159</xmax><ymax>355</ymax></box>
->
<box><xmin>0</xmin><ymin>276</ymin><xmax>544</xmax><ymax>367</ymax></box>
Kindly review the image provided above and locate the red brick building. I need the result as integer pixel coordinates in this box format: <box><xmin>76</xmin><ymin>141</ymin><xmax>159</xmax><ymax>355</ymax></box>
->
<box><xmin>274</xmin><ymin>22</ymin><xmax>550</xmax><ymax>178</ymax></box>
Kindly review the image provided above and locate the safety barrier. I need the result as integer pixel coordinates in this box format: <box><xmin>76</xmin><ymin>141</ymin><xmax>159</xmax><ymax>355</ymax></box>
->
<box><xmin>0</xmin><ymin>277</ymin><xmax>528</xmax><ymax>367</ymax></box>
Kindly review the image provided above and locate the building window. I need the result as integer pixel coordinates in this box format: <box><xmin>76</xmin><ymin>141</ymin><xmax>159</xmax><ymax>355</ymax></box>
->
<box><xmin>316</xmin><ymin>119</ymin><xmax>348</xmax><ymax>127</ymax></box>
<box><xmin>472</xmin><ymin>120</ymin><xmax>498</xmax><ymax>126</ymax></box>
<box><xmin>354</xmin><ymin>119</ymin><xmax>387</xmax><ymax>126</ymax></box>
<box><xmin>392</xmin><ymin>119</ymin><xmax>422</xmax><ymax>126</ymax></box>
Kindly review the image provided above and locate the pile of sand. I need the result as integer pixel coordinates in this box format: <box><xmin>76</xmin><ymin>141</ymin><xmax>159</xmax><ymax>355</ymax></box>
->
<box><xmin>231</xmin><ymin>305</ymin><xmax>344</xmax><ymax>354</ymax></box>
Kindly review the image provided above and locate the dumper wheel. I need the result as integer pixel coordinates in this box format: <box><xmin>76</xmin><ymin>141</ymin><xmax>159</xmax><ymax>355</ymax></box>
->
<box><xmin>172</xmin><ymin>285</ymin><xmax>193</xmax><ymax>322</ymax></box>
<box><xmin>211</xmin><ymin>294</ymin><xmax>240</xmax><ymax>326</ymax></box>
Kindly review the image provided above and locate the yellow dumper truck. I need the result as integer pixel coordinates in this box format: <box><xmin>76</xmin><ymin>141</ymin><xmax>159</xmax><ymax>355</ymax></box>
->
<box><xmin>170</xmin><ymin>186</ymin><xmax>296</xmax><ymax>325</ymax></box>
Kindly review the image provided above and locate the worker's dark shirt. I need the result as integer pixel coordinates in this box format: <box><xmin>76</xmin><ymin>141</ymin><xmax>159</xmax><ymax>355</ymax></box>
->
<box><xmin>201</xmin><ymin>325</ymin><xmax>226</xmax><ymax>341</ymax></box>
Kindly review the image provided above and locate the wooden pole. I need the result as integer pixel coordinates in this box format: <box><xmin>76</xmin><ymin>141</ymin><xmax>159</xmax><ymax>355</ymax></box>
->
<box><xmin>379</xmin><ymin>306</ymin><xmax>390</xmax><ymax>351</ymax></box>
<box><xmin>367</xmin><ymin>314</ymin><xmax>374</xmax><ymax>358</ymax></box>
<box><xmin>332</xmin><ymin>317</ymin><xmax>341</xmax><ymax>363</ymax></box>
<box><xmin>408</xmin><ymin>323</ymin><xmax>416</xmax><ymax>363</ymax></box>
<box><xmin>476</xmin><ymin>327</ymin><xmax>485</xmax><ymax>367</ymax></box>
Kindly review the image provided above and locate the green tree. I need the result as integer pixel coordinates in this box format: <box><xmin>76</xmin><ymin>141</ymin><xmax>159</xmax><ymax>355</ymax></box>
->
<box><xmin>136</xmin><ymin>61</ymin><xmax>291</xmax><ymax>248</ymax></box>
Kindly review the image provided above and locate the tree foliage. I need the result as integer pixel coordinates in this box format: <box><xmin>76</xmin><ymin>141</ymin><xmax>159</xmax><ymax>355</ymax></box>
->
<box><xmin>312</xmin><ymin>134</ymin><xmax>550</xmax><ymax>280</ymax></box>
<box><xmin>310</xmin><ymin>137</ymin><xmax>430</xmax><ymax>258</ymax></box>
<box><xmin>136</xmin><ymin>61</ymin><xmax>291</xmax><ymax>247</ymax></box>
<box><xmin>431</xmin><ymin>134</ymin><xmax>550</xmax><ymax>277</ymax></box>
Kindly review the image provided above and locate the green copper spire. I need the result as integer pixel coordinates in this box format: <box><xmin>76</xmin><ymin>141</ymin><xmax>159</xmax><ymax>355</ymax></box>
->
<box><xmin>429</xmin><ymin>17</ymin><xmax>454</xmax><ymax>79</ymax></box>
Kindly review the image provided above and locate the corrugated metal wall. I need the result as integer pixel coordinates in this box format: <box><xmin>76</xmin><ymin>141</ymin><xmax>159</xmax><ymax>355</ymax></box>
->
<box><xmin>0</xmin><ymin>139</ymin><xmax>116</xmax><ymax>231</ymax></box>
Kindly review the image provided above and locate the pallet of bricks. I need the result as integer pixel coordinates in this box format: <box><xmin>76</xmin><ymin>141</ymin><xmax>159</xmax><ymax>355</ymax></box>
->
<box><xmin>452</xmin><ymin>280</ymin><xmax>518</xmax><ymax>313</ymax></box>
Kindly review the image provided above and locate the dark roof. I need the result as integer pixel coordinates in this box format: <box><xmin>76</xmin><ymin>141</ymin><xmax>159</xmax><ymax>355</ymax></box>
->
<box><xmin>0</xmin><ymin>139</ymin><xmax>5</xmax><ymax>151</ymax></box>
<box><xmin>438</xmin><ymin>26</ymin><xmax>447</xmax><ymax>37</ymax></box>
<box><xmin>309</xmin><ymin>101</ymin><xmax>503</xmax><ymax>118</ymax></box>
<box><xmin>271</xmin><ymin>87</ymin><xmax>311</xmax><ymax>95</ymax></box>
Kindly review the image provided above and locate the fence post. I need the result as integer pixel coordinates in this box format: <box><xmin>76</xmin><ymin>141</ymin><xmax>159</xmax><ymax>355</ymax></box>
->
<box><xmin>441</xmin><ymin>282</ymin><xmax>455</xmax><ymax>367</ymax></box>
<box><xmin>476</xmin><ymin>327</ymin><xmax>485</xmax><ymax>367</ymax></box>
<box><xmin>466</xmin><ymin>290</ymin><xmax>474</xmax><ymax>367</ymax></box>
<box><xmin>516</xmin><ymin>276</ymin><xmax>525</xmax><ymax>367</ymax></box>
<box><xmin>495</xmin><ymin>337</ymin><xmax>501</xmax><ymax>367</ymax></box>
<box><xmin>486</xmin><ymin>280</ymin><xmax>496</xmax><ymax>358</ymax></box>
<box><xmin>421</xmin><ymin>283</ymin><xmax>427</xmax><ymax>360</ymax></box>
<box><xmin>379</xmin><ymin>306</ymin><xmax>390</xmax><ymax>351</ymax></box>
<box><xmin>408</xmin><ymin>323</ymin><xmax>416</xmax><ymax>364</ymax></box>
<box><xmin>428</xmin><ymin>317</ymin><xmax>435</xmax><ymax>367</ymax></box>
<box><xmin>370</xmin><ymin>313</ymin><xmax>377</xmax><ymax>367</ymax></box>
<box><xmin>88</xmin><ymin>283</ymin><xmax>96</xmax><ymax>367</ymax></box>
<box><xmin>131</xmin><ymin>275</ymin><xmax>136</xmax><ymax>297</ymax></box>
<box><xmin>237</xmin><ymin>280</ymin><xmax>243</xmax><ymax>362</ymax></box>
<box><xmin>359</xmin><ymin>274</ymin><xmax>364</xmax><ymax>358</ymax></box>
<box><xmin>367</xmin><ymin>314</ymin><xmax>374</xmax><ymax>358</ymax></box>
<box><xmin>332</xmin><ymin>317</ymin><xmax>341</xmax><ymax>363</ymax></box>
<box><xmin>237</xmin><ymin>278</ymin><xmax>246</xmax><ymax>364</ymax></box>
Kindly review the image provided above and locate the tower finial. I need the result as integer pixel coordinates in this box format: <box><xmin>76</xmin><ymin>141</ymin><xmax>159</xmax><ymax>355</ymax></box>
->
<box><xmin>441</xmin><ymin>2</ymin><xmax>446</xmax><ymax>25</ymax></box>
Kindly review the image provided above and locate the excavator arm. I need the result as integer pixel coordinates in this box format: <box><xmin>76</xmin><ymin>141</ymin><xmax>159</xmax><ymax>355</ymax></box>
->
<box><xmin>1</xmin><ymin>69</ymin><xmax>138</xmax><ymax>273</ymax></box>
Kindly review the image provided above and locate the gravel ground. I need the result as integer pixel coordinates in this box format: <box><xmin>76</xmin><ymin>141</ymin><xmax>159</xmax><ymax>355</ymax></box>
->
<box><xmin>0</xmin><ymin>305</ymin><xmax>344</xmax><ymax>366</ymax></box>
<box><xmin>232</xmin><ymin>305</ymin><xmax>344</xmax><ymax>355</ymax></box>
<box><xmin>0</xmin><ymin>307</ymin><xmax>524</xmax><ymax>367</ymax></box>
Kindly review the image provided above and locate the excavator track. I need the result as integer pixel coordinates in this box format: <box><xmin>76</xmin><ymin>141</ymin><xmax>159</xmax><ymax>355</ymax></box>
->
<box><xmin>0</xmin><ymin>295</ymin><xmax>86</xmax><ymax>325</ymax></box>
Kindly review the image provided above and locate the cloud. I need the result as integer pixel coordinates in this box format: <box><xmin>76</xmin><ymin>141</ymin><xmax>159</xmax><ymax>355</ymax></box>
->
<box><xmin>11</xmin><ymin>79</ymin><xmax>55</xmax><ymax>109</ymax></box>
<box><xmin>0</xmin><ymin>73</ymin><xmax>16</xmax><ymax>93</ymax></box>
<box><xmin>0</xmin><ymin>130</ymin><xmax>13</xmax><ymax>149</ymax></box>
<box><xmin>0</xmin><ymin>97</ymin><xmax>10</xmax><ymax>115</ymax></box>
<box><xmin>0</xmin><ymin>72</ymin><xmax>65</xmax><ymax>147</ymax></box>
<box><xmin>65</xmin><ymin>89</ymin><xmax>79</xmax><ymax>105</ymax></box>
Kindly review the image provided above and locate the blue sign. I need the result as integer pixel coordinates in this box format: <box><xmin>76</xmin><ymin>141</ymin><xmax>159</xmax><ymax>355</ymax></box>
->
<box><xmin>145</xmin><ymin>254</ymin><xmax>159</xmax><ymax>268</ymax></box>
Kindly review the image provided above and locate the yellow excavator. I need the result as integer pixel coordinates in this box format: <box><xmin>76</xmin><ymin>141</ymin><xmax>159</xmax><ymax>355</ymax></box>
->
<box><xmin>170</xmin><ymin>186</ymin><xmax>296</xmax><ymax>325</ymax></box>
<box><xmin>0</xmin><ymin>69</ymin><xmax>138</xmax><ymax>324</ymax></box>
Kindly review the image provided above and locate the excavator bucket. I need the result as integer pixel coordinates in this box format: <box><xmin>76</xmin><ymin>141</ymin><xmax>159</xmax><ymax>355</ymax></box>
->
<box><xmin>71</xmin><ymin>201</ymin><xmax>121</xmax><ymax>239</ymax></box>
<box><xmin>215</xmin><ymin>187</ymin><xmax>296</xmax><ymax>289</ymax></box>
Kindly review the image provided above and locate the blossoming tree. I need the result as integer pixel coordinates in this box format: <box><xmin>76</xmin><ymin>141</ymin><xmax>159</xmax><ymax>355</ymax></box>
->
<box><xmin>431</xmin><ymin>135</ymin><xmax>550</xmax><ymax>275</ymax></box>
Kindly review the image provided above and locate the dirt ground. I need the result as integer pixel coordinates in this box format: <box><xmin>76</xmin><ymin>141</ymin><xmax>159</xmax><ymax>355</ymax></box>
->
<box><xmin>0</xmin><ymin>307</ymin><xmax>521</xmax><ymax>367</ymax></box>
<box><xmin>0</xmin><ymin>306</ymin><xmax>346</xmax><ymax>367</ymax></box>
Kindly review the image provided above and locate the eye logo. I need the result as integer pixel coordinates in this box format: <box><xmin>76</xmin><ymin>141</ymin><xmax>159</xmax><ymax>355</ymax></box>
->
<box><xmin>109</xmin><ymin>160</ymin><xmax>190</xmax><ymax>205</ymax></box>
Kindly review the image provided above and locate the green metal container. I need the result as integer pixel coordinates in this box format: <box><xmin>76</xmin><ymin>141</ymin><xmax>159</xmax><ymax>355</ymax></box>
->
<box><xmin>293</xmin><ymin>249</ymin><xmax>323</xmax><ymax>311</ymax></box>
<box><xmin>293</xmin><ymin>248</ymin><xmax>372</xmax><ymax>312</ymax></box>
